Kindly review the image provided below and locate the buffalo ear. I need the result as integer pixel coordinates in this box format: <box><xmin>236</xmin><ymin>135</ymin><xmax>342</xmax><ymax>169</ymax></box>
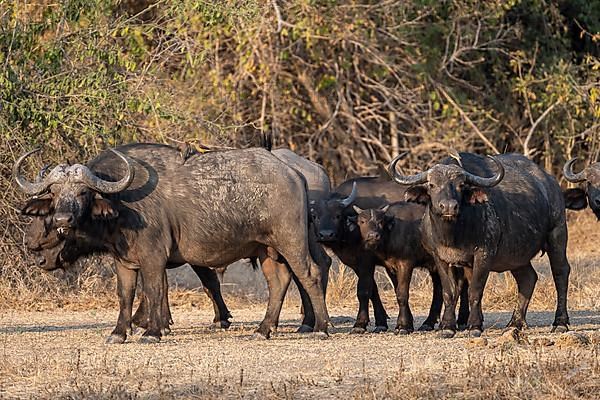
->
<box><xmin>21</xmin><ymin>195</ymin><xmax>53</xmax><ymax>216</ymax></box>
<box><xmin>405</xmin><ymin>186</ymin><xmax>429</xmax><ymax>204</ymax></box>
<box><xmin>467</xmin><ymin>188</ymin><xmax>489</xmax><ymax>204</ymax></box>
<box><xmin>91</xmin><ymin>194</ymin><xmax>119</xmax><ymax>219</ymax></box>
<box><xmin>384</xmin><ymin>215</ymin><xmax>395</xmax><ymax>230</ymax></box>
<box><xmin>346</xmin><ymin>215</ymin><xmax>357</xmax><ymax>232</ymax></box>
<box><xmin>563</xmin><ymin>188</ymin><xmax>588</xmax><ymax>210</ymax></box>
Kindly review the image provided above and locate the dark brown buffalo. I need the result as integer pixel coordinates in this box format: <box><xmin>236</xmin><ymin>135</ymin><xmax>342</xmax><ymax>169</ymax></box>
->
<box><xmin>350</xmin><ymin>202</ymin><xmax>469</xmax><ymax>333</ymax></box>
<box><xmin>309</xmin><ymin>173</ymin><xmax>408</xmax><ymax>333</ymax></box>
<box><xmin>563</xmin><ymin>159</ymin><xmax>600</xmax><ymax>219</ymax></box>
<box><xmin>390</xmin><ymin>152</ymin><xmax>571</xmax><ymax>338</ymax></box>
<box><xmin>24</xmin><ymin>216</ymin><xmax>232</xmax><ymax>332</ymax></box>
<box><xmin>15</xmin><ymin>143</ymin><xmax>329</xmax><ymax>343</ymax></box>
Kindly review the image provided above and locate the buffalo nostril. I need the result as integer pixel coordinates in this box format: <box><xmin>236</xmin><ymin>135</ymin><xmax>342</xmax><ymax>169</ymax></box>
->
<box><xmin>439</xmin><ymin>202</ymin><xmax>445</xmax><ymax>210</ymax></box>
<box><xmin>36</xmin><ymin>256</ymin><xmax>46</xmax><ymax>266</ymax></box>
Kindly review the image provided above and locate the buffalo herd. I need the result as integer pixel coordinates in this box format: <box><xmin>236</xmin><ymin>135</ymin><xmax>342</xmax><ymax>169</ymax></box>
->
<box><xmin>13</xmin><ymin>142</ymin><xmax>599</xmax><ymax>343</ymax></box>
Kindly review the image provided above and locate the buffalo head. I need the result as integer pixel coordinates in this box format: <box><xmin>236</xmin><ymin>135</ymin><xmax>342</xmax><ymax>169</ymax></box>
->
<box><xmin>563</xmin><ymin>159</ymin><xmax>600</xmax><ymax>219</ymax></box>
<box><xmin>24</xmin><ymin>217</ymin><xmax>67</xmax><ymax>270</ymax></box>
<box><xmin>389</xmin><ymin>153</ymin><xmax>504</xmax><ymax>220</ymax></box>
<box><xmin>14</xmin><ymin>148</ymin><xmax>134</xmax><ymax>232</ymax></box>
<box><xmin>350</xmin><ymin>205</ymin><xmax>392</xmax><ymax>250</ymax></box>
<box><xmin>309</xmin><ymin>182</ymin><xmax>357</xmax><ymax>242</ymax></box>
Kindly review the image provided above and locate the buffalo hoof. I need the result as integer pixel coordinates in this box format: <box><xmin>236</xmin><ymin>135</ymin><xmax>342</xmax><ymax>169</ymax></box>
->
<box><xmin>138</xmin><ymin>335</ymin><xmax>161</xmax><ymax>344</ymax></box>
<box><xmin>551</xmin><ymin>325</ymin><xmax>569</xmax><ymax>333</ymax></box>
<box><xmin>439</xmin><ymin>329</ymin><xmax>456</xmax><ymax>339</ymax></box>
<box><xmin>251</xmin><ymin>332</ymin><xmax>269</xmax><ymax>340</ymax></box>
<box><xmin>349</xmin><ymin>327</ymin><xmax>367</xmax><ymax>335</ymax></box>
<box><xmin>395</xmin><ymin>328</ymin><xmax>411</xmax><ymax>335</ymax></box>
<box><xmin>211</xmin><ymin>320</ymin><xmax>231</xmax><ymax>330</ymax></box>
<box><xmin>296</xmin><ymin>324</ymin><xmax>314</xmax><ymax>334</ymax></box>
<box><xmin>161</xmin><ymin>327</ymin><xmax>171</xmax><ymax>336</ymax></box>
<box><xmin>105</xmin><ymin>334</ymin><xmax>126</xmax><ymax>344</ymax></box>
<box><xmin>468</xmin><ymin>329</ymin><xmax>483</xmax><ymax>338</ymax></box>
<box><xmin>372</xmin><ymin>326</ymin><xmax>388</xmax><ymax>334</ymax></box>
<box><xmin>418</xmin><ymin>323</ymin><xmax>435</xmax><ymax>332</ymax></box>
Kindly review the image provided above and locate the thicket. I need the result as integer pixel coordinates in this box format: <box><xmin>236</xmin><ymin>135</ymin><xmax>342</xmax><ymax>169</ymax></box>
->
<box><xmin>0</xmin><ymin>0</ymin><xmax>599</xmax><ymax>303</ymax></box>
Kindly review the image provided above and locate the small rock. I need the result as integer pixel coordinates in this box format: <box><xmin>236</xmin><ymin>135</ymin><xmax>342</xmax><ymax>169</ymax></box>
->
<box><xmin>588</xmin><ymin>331</ymin><xmax>600</xmax><ymax>345</ymax></box>
<box><xmin>496</xmin><ymin>328</ymin><xmax>528</xmax><ymax>346</ymax></box>
<box><xmin>466</xmin><ymin>337</ymin><xmax>488</xmax><ymax>348</ymax></box>
<box><xmin>555</xmin><ymin>332</ymin><xmax>590</xmax><ymax>348</ymax></box>
<box><xmin>531</xmin><ymin>337</ymin><xmax>554</xmax><ymax>347</ymax></box>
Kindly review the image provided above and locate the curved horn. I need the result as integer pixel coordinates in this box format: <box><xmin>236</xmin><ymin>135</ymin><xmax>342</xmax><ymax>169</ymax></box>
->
<box><xmin>339</xmin><ymin>182</ymin><xmax>358</xmax><ymax>208</ymax></box>
<box><xmin>464</xmin><ymin>155</ymin><xmax>505</xmax><ymax>188</ymax></box>
<box><xmin>563</xmin><ymin>158</ymin><xmax>587</xmax><ymax>183</ymax></box>
<box><xmin>79</xmin><ymin>149</ymin><xmax>135</xmax><ymax>194</ymax></box>
<box><xmin>388</xmin><ymin>153</ymin><xmax>429</xmax><ymax>186</ymax></box>
<box><xmin>13</xmin><ymin>148</ymin><xmax>52</xmax><ymax>195</ymax></box>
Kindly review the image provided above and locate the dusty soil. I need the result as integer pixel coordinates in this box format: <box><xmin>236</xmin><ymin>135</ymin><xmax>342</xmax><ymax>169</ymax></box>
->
<box><xmin>1</xmin><ymin>305</ymin><xmax>599</xmax><ymax>399</ymax></box>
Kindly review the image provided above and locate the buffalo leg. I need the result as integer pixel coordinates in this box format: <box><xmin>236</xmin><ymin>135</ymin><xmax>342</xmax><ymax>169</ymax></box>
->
<box><xmin>132</xmin><ymin>272</ymin><xmax>172</xmax><ymax>334</ymax></box>
<box><xmin>297</xmin><ymin>236</ymin><xmax>332</xmax><ymax>333</ymax></box>
<box><xmin>107</xmin><ymin>263</ymin><xmax>138</xmax><ymax>344</ymax></box>
<box><xmin>191</xmin><ymin>265</ymin><xmax>232</xmax><ymax>329</ymax></box>
<box><xmin>371</xmin><ymin>280</ymin><xmax>389</xmax><ymax>333</ymax></box>
<box><xmin>294</xmin><ymin>273</ymin><xmax>317</xmax><ymax>333</ymax></box>
<box><xmin>507</xmin><ymin>263</ymin><xmax>538</xmax><ymax>330</ymax></box>
<box><xmin>394</xmin><ymin>263</ymin><xmax>414</xmax><ymax>334</ymax></box>
<box><xmin>132</xmin><ymin>289</ymin><xmax>148</xmax><ymax>330</ymax></box>
<box><xmin>457</xmin><ymin>268</ymin><xmax>470</xmax><ymax>330</ymax></box>
<box><xmin>437</xmin><ymin>261</ymin><xmax>460</xmax><ymax>338</ymax></box>
<box><xmin>348</xmin><ymin>263</ymin><xmax>376</xmax><ymax>334</ymax></box>
<box><xmin>420</xmin><ymin>269</ymin><xmax>442</xmax><ymax>331</ymax></box>
<box><xmin>138</xmin><ymin>258</ymin><xmax>168</xmax><ymax>344</ymax></box>
<box><xmin>283</xmin><ymin>253</ymin><xmax>329</xmax><ymax>335</ymax></box>
<box><xmin>161</xmin><ymin>271</ymin><xmax>172</xmax><ymax>335</ymax></box>
<box><xmin>256</xmin><ymin>257</ymin><xmax>291</xmax><ymax>339</ymax></box>
<box><xmin>466</xmin><ymin>256</ymin><xmax>491</xmax><ymax>337</ymax></box>
<box><xmin>546</xmin><ymin>225</ymin><xmax>571</xmax><ymax>332</ymax></box>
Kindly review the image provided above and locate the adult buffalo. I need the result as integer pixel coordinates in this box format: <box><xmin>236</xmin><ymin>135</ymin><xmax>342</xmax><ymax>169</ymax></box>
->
<box><xmin>309</xmin><ymin>172</ymin><xmax>408</xmax><ymax>333</ymax></box>
<box><xmin>24</xmin><ymin>216</ymin><xmax>232</xmax><ymax>332</ymax></box>
<box><xmin>350</xmin><ymin>202</ymin><xmax>469</xmax><ymax>333</ymax></box>
<box><xmin>15</xmin><ymin>143</ymin><xmax>329</xmax><ymax>343</ymax></box>
<box><xmin>390</xmin><ymin>152</ymin><xmax>571</xmax><ymax>337</ymax></box>
<box><xmin>563</xmin><ymin>159</ymin><xmax>600</xmax><ymax>219</ymax></box>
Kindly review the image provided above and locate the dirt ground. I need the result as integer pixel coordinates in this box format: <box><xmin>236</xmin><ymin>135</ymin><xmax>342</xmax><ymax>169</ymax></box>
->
<box><xmin>1</xmin><ymin>305</ymin><xmax>599</xmax><ymax>399</ymax></box>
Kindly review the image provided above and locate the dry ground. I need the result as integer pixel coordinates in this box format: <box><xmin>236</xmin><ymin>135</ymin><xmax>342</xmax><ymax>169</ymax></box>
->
<box><xmin>1</xmin><ymin>305</ymin><xmax>599</xmax><ymax>399</ymax></box>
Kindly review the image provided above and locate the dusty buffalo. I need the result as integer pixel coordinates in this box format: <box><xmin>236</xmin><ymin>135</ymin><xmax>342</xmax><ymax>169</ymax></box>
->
<box><xmin>390</xmin><ymin>152</ymin><xmax>571</xmax><ymax>337</ymax></box>
<box><xmin>24</xmin><ymin>216</ymin><xmax>232</xmax><ymax>331</ymax></box>
<box><xmin>563</xmin><ymin>159</ymin><xmax>600</xmax><ymax>219</ymax></box>
<box><xmin>350</xmin><ymin>202</ymin><xmax>469</xmax><ymax>333</ymax></box>
<box><xmin>309</xmin><ymin>172</ymin><xmax>408</xmax><ymax>333</ymax></box>
<box><xmin>15</xmin><ymin>143</ymin><xmax>329</xmax><ymax>343</ymax></box>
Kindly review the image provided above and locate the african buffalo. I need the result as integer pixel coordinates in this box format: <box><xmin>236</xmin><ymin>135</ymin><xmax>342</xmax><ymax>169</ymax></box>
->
<box><xmin>15</xmin><ymin>143</ymin><xmax>329</xmax><ymax>343</ymax></box>
<box><xmin>390</xmin><ymin>152</ymin><xmax>571</xmax><ymax>337</ymax></box>
<box><xmin>563</xmin><ymin>159</ymin><xmax>600</xmax><ymax>219</ymax></box>
<box><xmin>350</xmin><ymin>202</ymin><xmax>469</xmax><ymax>333</ymax></box>
<box><xmin>24</xmin><ymin>216</ymin><xmax>232</xmax><ymax>331</ymax></box>
<box><xmin>309</xmin><ymin>172</ymin><xmax>409</xmax><ymax>333</ymax></box>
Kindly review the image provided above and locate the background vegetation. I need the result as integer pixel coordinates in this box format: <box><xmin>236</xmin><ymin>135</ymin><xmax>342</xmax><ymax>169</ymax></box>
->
<box><xmin>1</xmin><ymin>0</ymin><xmax>599</xmax><ymax>305</ymax></box>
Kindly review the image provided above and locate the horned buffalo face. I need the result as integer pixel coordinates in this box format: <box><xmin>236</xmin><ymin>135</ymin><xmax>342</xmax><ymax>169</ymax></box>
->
<box><xmin>309</xmin><ymin>183</ymin><xmax>357</xmax><ymax>242</ymax></box>
<box><xmin>14</xmin><ymin>148</ymin><xmax>134</xmax><ymax>231</ymax></box>
<box><xmin>351</xmin><ymin>205</ymin><xmax>392</xmax><ymax>250</ymax></box>
<box><xmin>564</xmin><ymin>160</ymin><xmax>600</xmax><ymax>219</ymax></box>
<box><xmin>389</xmin><ymin>154</ymin><xmax>504</xmax><ymax>221</ymax></box>
<box><xmin>24</xmin><ymin>217</ymin><xmax>66</xmax><ymax>270</ymax></box>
